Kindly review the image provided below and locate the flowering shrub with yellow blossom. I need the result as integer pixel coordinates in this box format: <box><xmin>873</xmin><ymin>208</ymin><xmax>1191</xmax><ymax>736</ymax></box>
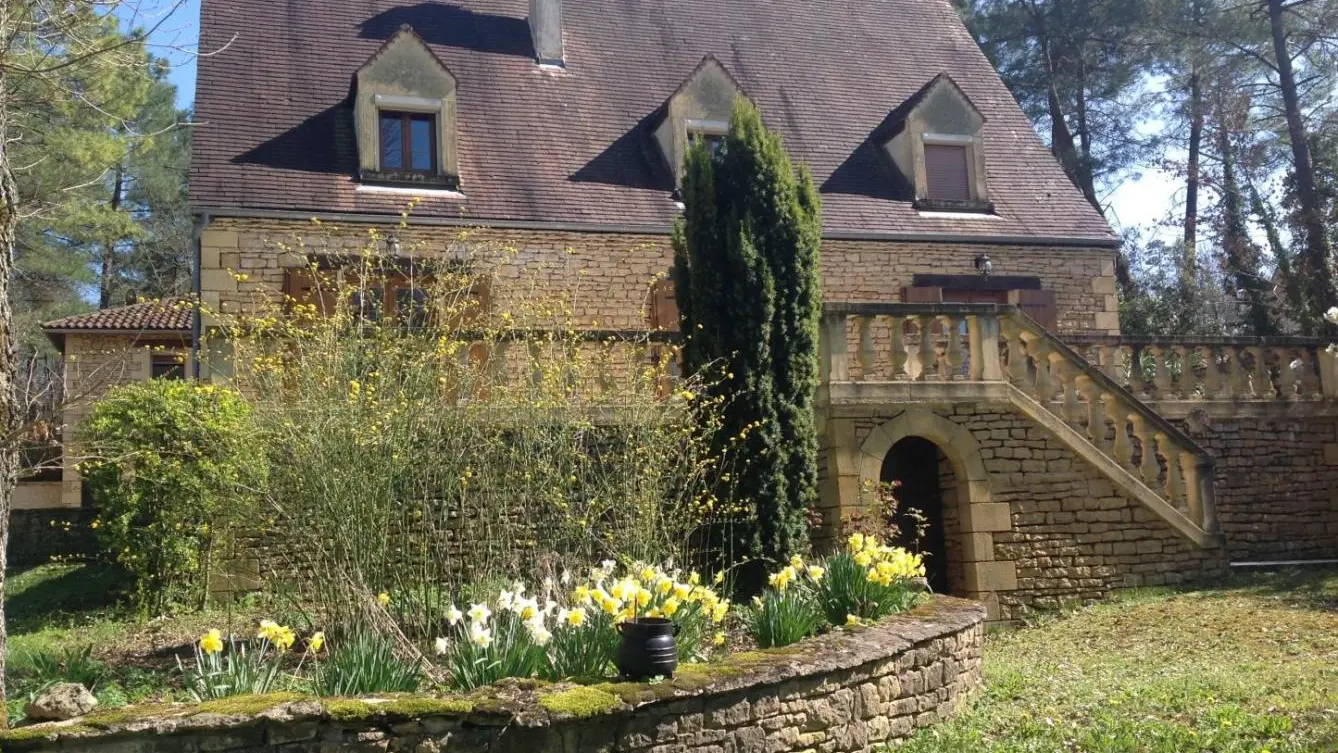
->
<box><xmin>178</xmin><ymin>619</ymin><xmax>318</xmax><ymax>700</ymax></box>
<box><xmin>743</xmin><ymin>539</ymin><xmax>926</xmax><ymax>648</ymax></box>
<box><xmin>206</xmin><ymin>222</ymin><xmax>737</xmax><ymax>639</ymax></box>
<box><xmin>437</xmin><ymin>560</ymin><xmax>729</xmax><ymax>689</ymax></box>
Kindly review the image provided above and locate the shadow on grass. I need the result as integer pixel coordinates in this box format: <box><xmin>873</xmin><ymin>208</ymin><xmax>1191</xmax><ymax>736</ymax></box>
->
<box><xmin>5</xmin><ymin>563</ymin><xmax>131</xmax><ymax>634</ymax></box>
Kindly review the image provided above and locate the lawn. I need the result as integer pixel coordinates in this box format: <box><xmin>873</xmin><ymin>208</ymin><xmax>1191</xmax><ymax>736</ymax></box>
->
<box><xmin>901</xmin><ymin>568</ymin><xmax>1338</xmax><ymax>753</ymax></box>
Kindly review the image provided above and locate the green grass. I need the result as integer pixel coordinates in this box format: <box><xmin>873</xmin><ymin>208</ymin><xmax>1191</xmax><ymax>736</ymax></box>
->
<box><xmin>4</xmin><ymin>563</ymin><xmax>274</xmax><ymax>724</ymax></box>
<box><xmin>901</xmin><ymin>569</ymin><xmax>1338</xmax><ymax>753</ymax></box>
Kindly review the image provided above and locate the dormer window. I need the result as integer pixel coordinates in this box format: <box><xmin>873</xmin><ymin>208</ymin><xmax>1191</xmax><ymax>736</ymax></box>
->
<box><xmin>652</xmin><ymin>57</ymin><xmax>747</xmax><ymax>182</ymax></box>
<box><xmin>379</xmin><ymin>111</ymin><xmax>438</xmax><ymax>173</ymax></box>
<box><xmin>877</xmin><ymin>74</ymin><xmax>992</xmax><ymax>213</ymax></box>
<box><xmin>354</xmin><ymin>25</ymin><xmax>460</xmax><ymax>191</ymax></box>
<box><xmin>923</xmin><ymin>137</ymin><xmax>974</xmax><ymax>202</ymax></box>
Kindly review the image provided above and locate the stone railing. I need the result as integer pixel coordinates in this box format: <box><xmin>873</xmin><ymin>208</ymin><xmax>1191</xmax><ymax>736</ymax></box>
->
<box><xmin>1064</xmin><ymin>334</ymin><xmax>1338</xmax><ymax>404</ymax></box>
<box><xmin>2</xmin><ymin>598</ymin><xmax>985</xmax><ymax>753</ymax></box>
<box><xmin>818</xmin><ymin>303</ymin><xmax>1220</xmax><ymax>544</ymax></box>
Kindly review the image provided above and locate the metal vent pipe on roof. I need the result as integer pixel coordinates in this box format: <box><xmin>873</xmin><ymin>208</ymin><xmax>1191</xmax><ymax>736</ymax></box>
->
<box><xmin>529</xmin><ymin>0</ymin><xmax>564</xmax><ymax>66</ymax></box>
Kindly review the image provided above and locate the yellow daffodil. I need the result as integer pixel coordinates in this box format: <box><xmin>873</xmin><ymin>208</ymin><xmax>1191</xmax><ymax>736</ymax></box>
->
<box><xmin>309</xmin><ymin>632</ymin><xmax>325</xmax><ymax>652</ymax></box>
<box><xmin>377</xmin><ymin>592</ymin><xmax>391</xmax><ymax>607</ymax></box>
<box><xmin>807</xmin><ymin>565</ymin><xmax>826</xmax><ymax>581</ymax></box>
<box><xmin>789</xmin><ymin>554</ymin><xmax>804</xmax><ymax>569</ymax></box>
<box><xmin>713</xmin><ymin>571</ymin><xmax>726</xmax><ymax>585</ymax></box>
<box><xmin>854</xmin><ymin>550</ymin><xmax>874</xmax><ymax>568</ymax></box>
<box><xmin>564</xmin><ymin>607</ymin><xmax>586</xmax><ymax>627</ymax></box>
<box><xmin>848</xmin><ymin>533</ymin><xmax>865</xmax><ymax>553</ymax></box>
<box><xmin>635</xmin><ymin>588</ymin><xmax>652</xmax><ymax>608</ymax></box>
<box><xmin>673</xmin><ymin>583</ymin><xmax>692</xmax><ymax>600</ymax></box>
<box><xmin>712</xmin><ymin>631</ymin><xmax>726</xmax><ymax>647</ymax></box>
<box><xmin>662</xmin><ymin>598</ymin><xmax>681</xmax><ymax>617</ymax></box>
<box><xmin>846</xmin><ymin>614</ymin><xmax>862</xmax><ymax>627</ymax></box>
<box><xmin>200</xmin><ymin>629</ymin><xmax>224</xmax><ymax>655</ymax></box>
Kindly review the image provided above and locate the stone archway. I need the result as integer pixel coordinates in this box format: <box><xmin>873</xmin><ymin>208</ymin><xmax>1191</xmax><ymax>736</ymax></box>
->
<box><xmin>857</xmin><ymin>409</ymin><xmax>1016</xmax><ymax>619</ymax></box>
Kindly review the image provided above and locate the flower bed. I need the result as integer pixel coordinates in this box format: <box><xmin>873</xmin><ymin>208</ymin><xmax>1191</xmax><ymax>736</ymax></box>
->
<box><xmin>1</xmin><ymin>597</ymin><xmax>986</xmax><ymax>753</ymax></box>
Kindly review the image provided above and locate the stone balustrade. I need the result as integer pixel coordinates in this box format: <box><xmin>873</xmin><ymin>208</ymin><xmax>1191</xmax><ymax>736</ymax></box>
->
<box><xmin>1065</xmin><ymin>335</ymin><xmax>1338</xmax><ymax>404</ymax></box>
<box><xmin>818</xmin><ymin>303</ymin><xmax>1220</xmax><ymax>541</ymax></box>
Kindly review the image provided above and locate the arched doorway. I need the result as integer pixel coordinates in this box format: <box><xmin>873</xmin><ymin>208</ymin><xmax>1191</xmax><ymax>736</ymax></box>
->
<box><xmin>880</xmin><ymin>437</ymin><xmax>953</xmax><ymax>593</ymax></box>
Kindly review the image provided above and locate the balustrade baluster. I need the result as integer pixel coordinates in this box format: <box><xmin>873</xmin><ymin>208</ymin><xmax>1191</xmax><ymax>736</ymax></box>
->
<box><xmin>1248</xmin><ymin>346</ymin><xmax>1271</xmax><ymax>398</ymax></box>
<box><xmin>1079</xmin><ymin>378</ymin><xmax>1107</xmax><ymax>449</ymax></box>
<box><xmin>889</xmin><ymin>316</ymin><xmax>908</xmax><ymax>380</ymax></box>
<box><xmin>1149</xmin><ymin>346</ymin><xmax>1172</xmax><ymax>397</ymax></box>
<box><xmin>1299</xmin><ymin>348</ymin><xmax>1321</xmax><ymax>398</ymax></box>
<box><xmin>944</xmin><ymin>316</ymin><xmax>964</xmax><ymax>379</ymax></box>
<box><xmin>1006</xmin><ymin>328</ymin><xmax>1029</xmax><ymax>386</ymax></box>
<box><xmin>1059</xmin><ymin>363</ymin><xmax>1081</xmax><ymax>426</ymax></box>
<box><xmin>822</xmin><ymin>315</ymin><xmax>849</xmax><ymax>383</ymax></box>
<box><xmin>1103</xmin><ymin>395</ymin><xmax>1134</xmax><ymax>468</ymax></box>
<box><xmin>1031</xmin><ymin>341</ymin><xmax>1052</xmax><ymax>403</ymax></box>
<box><xmin>1128</xmin><ymin>345</ymin><xmax>1148</xmax><ymax>396</ymax></box>
<box><xmin>1275</xmin><ymin>347</ymin><xmax>1296</xmax><ymax>399</ymax></box>
<box><xmin>1160</xmin><ymin>432</ymin><xmax>1184</xmax><ymax>509</ymax></box>
<box><xmin>1223</xmin><ymin>346</ymin><xmax>1245</xmax><ymax>399</ymax></box>
<box><xmin>856</xmin><ymin>315</ymin><xmax>875</xmax><ymax>381</ymax></box>
<box><xmin>1200</xmin><ymin>345</ymin><xmax>1220</xmax><ymax>400</ymax></box>
<box><xmin>1174</xmin><ymin>345</ymin><xmax>1193</xmax><ymax>398</ymax></box>
<box><xmin>1179</xmin><ymin>451</ymin><xmax>1203</xmax><ymax>527</ymax></box>
<box><xmin>966</xmin><ymin>315</ymin><xmax>983</xmax><ymax>380</ymax></box>
<box><xmin>1131</xmin><ymin>416</ymin><xmax>1160</xmax><ymax>486</ymax></box>
<box><xmin>917</xmin><ymin>315</ymin><xmax>935</xmax><ymax>381</ymax></box>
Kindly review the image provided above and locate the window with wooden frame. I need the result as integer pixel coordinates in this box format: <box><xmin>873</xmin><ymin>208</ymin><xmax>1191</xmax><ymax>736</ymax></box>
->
<box><xmin>151</xmin><ymin>353</ymin><xmax>186</xmax><ymax>380</ymax></box>
<box><xmin>283</xmin><ymin>267</ymin><xmax>489</xmax><ymax>330</ymax></box>
<box><xmin>924</xmin><ymin>142</ymin><xmax>973</xmax><ymax>202</ymax></box>
<box><xmin>379</xmin><ymin>111</ymin><xmax>438</xmax><ymax>174</ymax></box>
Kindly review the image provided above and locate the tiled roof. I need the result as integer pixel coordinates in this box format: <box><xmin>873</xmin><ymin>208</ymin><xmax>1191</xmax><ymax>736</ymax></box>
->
<box><xmin>42</xmin><ymin>299</ymin><xmax>193</xmax><ymax>332</ymax></box>
<box><xmin>191</xmin><ymin>0</ymin><xmax>1116</xmax><ymax>244</ymax></box>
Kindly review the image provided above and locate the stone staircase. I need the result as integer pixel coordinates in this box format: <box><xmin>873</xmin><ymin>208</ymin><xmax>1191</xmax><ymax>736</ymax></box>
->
<box><xmin>818</xmin><ymin>302</ymin><xmax>1223</xmax><ymax>548</ymax></box>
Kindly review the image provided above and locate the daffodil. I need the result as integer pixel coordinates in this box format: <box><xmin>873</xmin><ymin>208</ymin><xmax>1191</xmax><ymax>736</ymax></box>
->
<box><xmin>713</xmin><ymin>571</ymin><xmax>726</xmax><ymax>585</ymax></box>
<box><xmin>712</xmin><ymin>632</ymin><xmax>726</xmax><ymax>647</ymax></box>
<box><xmin>377</xmin><ymin>592</ymin><xmax>391</xmax><ymax>607</ymax></box>
<box><xmin>309</xmin><ymin>632</ymin><xmax>325</xmax><ymax>652</ymax></box>
<box><xmin>790</xmin><ymin>554</ymin><xmax>804</xmax><ymax>569</ymax></box>
<box><xmin>434</xmin><ymin>636</ymin><xmax>449</xmax><ymax>656</ymax></box>
<box><xmin>445</xmin><ymin>605</ymin><xmax>463</xmax><ymax>625</ymax></box>
<box><xmin>662</xmin><ymin>598</ymin><xmax>681</xmax><ymax>617</ymax></box>
<box><xmin>468</xmin><ymin>603</ymin><xmax>492</xmax><ymax>624</ymax></box>
<box><xmin>562</xmin><ymin>607</ymin><xmax>587</xmax><ymax>627</ymax></box>
<box><xmin>846</xmin><ymin>614</ymin><xmax>862</xmax><ymax>627</ymax></box>
<box><xmin>469</xmin><ymin>622</ymin><xmax>492</xmax><ymax>648</ymax></box>
<box><xmin>848</xmin><ymin>533</ymin><xmax>865</xmax><ymax>553</ymax></box>
<box><xmin>200</xmin><ymin>629</ymin><xmax>224</xmax><ymax>655</ymax></box>
<box><xmin>806</xmin><ymin>565</ymin><xmax>826</xmax><ymax>581</ymax></box>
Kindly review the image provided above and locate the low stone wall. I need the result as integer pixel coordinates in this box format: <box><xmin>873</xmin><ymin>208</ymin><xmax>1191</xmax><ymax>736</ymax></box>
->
<box><xmin>3</xmin><ymin>598</ymin><xmax>985</xmax><ymax>753</ymax></box>
<box><xmin>7</xmin><ymin>507</ymin><xmax>99</xmax><ymax>568</ymax></box>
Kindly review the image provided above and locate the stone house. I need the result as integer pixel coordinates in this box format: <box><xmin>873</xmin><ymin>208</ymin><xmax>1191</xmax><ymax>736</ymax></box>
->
<box><xmin>32</xmin><ymin>0</ymin><xmax>1338</xmax><ymax>619</ymax></box>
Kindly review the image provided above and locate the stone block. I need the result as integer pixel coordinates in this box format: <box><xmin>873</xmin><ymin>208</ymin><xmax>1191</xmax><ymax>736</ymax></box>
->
<box><xmin>1094</xmin><ymin>311</ymin><xmax>1120</xmax><ymax>332</ymax></box>
<box><xmin>963</xmin><ymin>533</ymin><xmax>995</xmax><ymax>562</ymax></box>
<box><xmin>964</xmin><ymin>503</ymin><xmax>1012</xmax><ymax>533</ymax></box>
<box><xmin>964</xmin><ymin>561</ymin><xmax>1018</xmax><ymax>592</ymax></box>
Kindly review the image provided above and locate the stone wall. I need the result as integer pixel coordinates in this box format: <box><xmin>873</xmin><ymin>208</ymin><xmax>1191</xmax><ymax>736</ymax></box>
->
<box><xmin>847</xmin><ymin>404</ymin><xmax>1229</xmax><ymax>623</ymax></box>
<box><xmin>1178</xmin><ymin>413</ymin><xmax>1338</xmax><ymax>563</ymax></box>
<box><xmin>198</xmin><ymin>217</ymin><xmax>1121</xmax><ymax>335</ymax></box>
<box><xmin>3</xmin><ymin>598</ymin><xmax>986</xmax><ymax>753</ymax></box>
<box><xmin>7</xmin><ymin>507</ymin><xmax>99</xmax><ymax>568</ymax></box>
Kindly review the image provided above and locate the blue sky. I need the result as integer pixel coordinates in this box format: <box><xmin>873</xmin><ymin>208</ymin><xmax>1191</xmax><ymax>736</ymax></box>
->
<box><xmin>134</xmin><ymin>0</ymin><xmax>1174</xmax><ymax>239</ymax></box>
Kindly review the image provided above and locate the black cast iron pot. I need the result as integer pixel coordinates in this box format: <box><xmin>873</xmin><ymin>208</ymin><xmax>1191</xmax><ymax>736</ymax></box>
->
<box><xmin>615</xmin><ymin>617</ymin><xmax>679</xmax><ymax>680</ymax></box>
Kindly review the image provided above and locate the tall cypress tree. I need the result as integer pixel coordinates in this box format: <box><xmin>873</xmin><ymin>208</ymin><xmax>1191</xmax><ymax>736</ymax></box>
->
<box><xmin>672</xmin><ymin>98</ymin><xmax>822</xmax><ymax>569</ymax></box>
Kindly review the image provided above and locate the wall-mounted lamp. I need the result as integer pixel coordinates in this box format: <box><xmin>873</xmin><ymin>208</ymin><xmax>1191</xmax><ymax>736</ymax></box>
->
<box><xmin>974</xmin><ymin>254</ymin><xmax>993</xmax><ymax>277</ymax></box>
<box><xmin>387</xmin><ymin>233</ymin><xmax>402</xmax><ymax>255</ymax></box>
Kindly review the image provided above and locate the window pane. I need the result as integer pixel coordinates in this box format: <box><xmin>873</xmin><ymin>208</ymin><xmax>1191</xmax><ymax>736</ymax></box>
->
<box><xmin>924</xmin><ymin>143</ymin><xmax>971</xmax><ymax>202</ymax></box>
<box><xmin>351</xmin><ymin>288</ymin><xmax>384</xmax><ymax>323</ymax></box>
<box><xmin>380</xmin><ymin>114</ymin><xmax>404</xmax><ymax>169</ymax></box>
<box><xmin>410</xmin><ymin>117</ymin><xmax>434</xmax><ymax>171</ymax></box>
<box><xmin>396</xmin><ymin>287</ymin><xmax>429</xmax><ymax>329</ymax></box>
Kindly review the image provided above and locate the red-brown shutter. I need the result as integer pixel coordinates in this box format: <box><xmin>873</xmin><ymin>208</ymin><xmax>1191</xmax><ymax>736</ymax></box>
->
<box><xmin>924</xmin><ymin>144</ymin><xmax>971</xmax><ymax>202</ymax></box>
<box><xmin>1013</xmin><ymin>289</ymin><xmax>1058</xmax><ymax>331</ymax></box>
<box><xmin>650</xmin><ymin>280</ymin><xmax>680</xmax><ymax>332</ymax></box>
<box><xmin>901</xmin><ymin>286</ymin><xmax>944</xmax><ymax>303</ymax></box>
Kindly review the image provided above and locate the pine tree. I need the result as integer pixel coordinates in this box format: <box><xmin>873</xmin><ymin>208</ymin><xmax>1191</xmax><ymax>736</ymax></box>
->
<box><xmin>672</xmin><ymin>99</ymin><xmax>821</xmax><ymax>572</ymax></box>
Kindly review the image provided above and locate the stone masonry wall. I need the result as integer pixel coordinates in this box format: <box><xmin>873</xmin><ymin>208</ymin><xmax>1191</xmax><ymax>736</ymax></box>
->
<box><xmin>4</xmin><ymin>598</ymin><xmax>986</xmax><ymax>753</ymax></box>
<box><xmin>854</xmin><ymin>403</ymin><xmax>1229</xmax><ymax>622</ymax></box>
<box><xmin>1177</xmin><ymin>413</ymin><xmax>1338</xmax><ymax>563</ymax></box>
<box><xmin>198</xmin><ymin>217</ymin><xmax>1121</xmax><ymax>335</ymax></box>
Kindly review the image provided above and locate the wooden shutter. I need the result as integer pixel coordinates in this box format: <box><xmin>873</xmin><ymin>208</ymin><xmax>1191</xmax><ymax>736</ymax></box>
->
<box><xmin>902</xmin><ymin>286</ymin><xmax>944</xmax><ymax>304</ymax></box>
<box><xmin>650</xmin><ymin>280</ymin><xmax>680</xmax><ymax>332</ymax></box>
<box><xmin>1013</xmin><ymin>289</ymin><xmax>1058</xmax><ymax>331</ymax></box>
<box><xmin>924</xmin><ymin>144</ymin><xmax>971</xmax><ymax>202</ymax></box>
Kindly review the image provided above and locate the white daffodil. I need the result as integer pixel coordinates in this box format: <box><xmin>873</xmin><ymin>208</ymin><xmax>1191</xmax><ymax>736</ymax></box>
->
<box><xmin>445</xmin><ymin>604</ymin><xmax>463</xmax><ymax>626</ymax></box>
<box><xmin>434</xmin><ymin>636</ymin><xmax>449</xmax><ymax>656</ymax></box>
<box><xmin>468</xmin><ymin>602</ymin><xmax>492</xmax><ymax>624</ymax></box>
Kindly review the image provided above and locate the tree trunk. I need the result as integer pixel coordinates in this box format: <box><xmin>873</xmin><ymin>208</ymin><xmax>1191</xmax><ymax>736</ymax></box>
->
<box><xmin>1267</xmin><ymin>0</ymin><xmax>1334</xmax><ymax>332</ymax></box>
<box><xmin>1183</xmin><ymin>71</ymin><xmax>1202</xmax><ymax>283</ymax></box>
<box><xmin>1250</xmin><ymin>178</ymin><xmax>1301</xmax><ymax>331</ymax></box>
<box><xmin>0</xmin><ymin>25</ymin><xmax>20</xmax><ymax>729</ymax></box>
<box><xmin>99</xmin><ymin>162</ymin><xmax>125</xmax><ymax>308</ymax></box>
<box><xmin>1217</xmin><ymin>119</ymin><xmax>1276</xmax><ymax>335</ymax></box>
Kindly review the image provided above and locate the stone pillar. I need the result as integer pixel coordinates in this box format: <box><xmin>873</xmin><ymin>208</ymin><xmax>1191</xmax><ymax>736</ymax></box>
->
<box><xmin>816</xmin><ymin>416</ymin><xmax>862</xmax><ymax>552</ymax></box>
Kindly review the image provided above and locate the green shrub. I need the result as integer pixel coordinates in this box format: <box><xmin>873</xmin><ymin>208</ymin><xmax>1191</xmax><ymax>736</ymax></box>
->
<box><xmin>313</xmin><ymin>631</ymin><xmax>422</xmax><ymax>696</ymax></box>
<box><xmin>81</xmin><ymin>380</ymin><xmax>265</xmax><ymax>612</ymax></box>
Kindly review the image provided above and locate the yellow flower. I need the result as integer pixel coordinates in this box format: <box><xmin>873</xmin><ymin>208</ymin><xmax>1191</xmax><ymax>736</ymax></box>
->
<box><xmin>564</xmin><ymin>607</ymin><xmax>586</xmax><ymax>627</ymax></box>
<box><xmin>789</xmin><ymin>554</ymin><xmax>804</xmax><ymax>569</ymax></box>
<box><xmin>713</xmin><ymin>571</ymin><xmax>726</xmax><ymax>585</ymax></box>
<box><xmin>847</xmin><ymin>533</ymin><xmax>865</xmax><ymax>553</ymax></box>
<box><xmin>846</xmin><ymin>614</ymin><xmax>862</xmax><ymax>627</ymax></box>
<box><xmin>309</xmin><ymin>632</ymin><xmax>325</xmax><ymax>652</ymax></box>
<box><xmin>688</xmin><ymin>572</ymin><xmax>701</xmax><ymax>587</ymax></box>
<box><xmin>807</xmin><ymin>565</ymin><xmax>826</xmax><ymax>581</ymax></box>
<box><xmin>377</xmin><ymin>592</ymin><xmax>391</xmax><ymax>607</ymax></box>
<box><xmin>854</xmin><ymin>551</ymin><xmax>874</xmax><ymax>568</ymax></box>
<box><xmin>656</xmin><ymin>578</ymin><xmax>674</xmax><ymax>596</ymax></box>
<box><xmin>662</xmin><ymin>598</ymin><xmax>681</xmax><ymax>617</ymax></box>
<box><xmin>640</xmin><ymin>566</ymin><xmax>658</xmax><ymax>582</ymax></box>
<box><xmin>635</xmin><ymin>588</ymin><xmax>652</xmax><ymax>608</ymax></box>
<box><xmin>673</xmin><ymin>583</ymin><xmax>692</xmax><ymax>600</ymax></box>
<box><xmin>711</xmin><ymin>601</ymin><xmax>730</xmax><ymax>624</ymax></box>
<box><xmin>272</xmin><ymin>626</ymin><xmax>296</xmax><ymax>652</ymax></box>
<box><xmin>199</xmin><ymin>629</ymin><xmax>224</xmax><ymax>655</ymax></box>
<box><xmin>712</xmin><ymin>632</ymin><xmax>726</xmax><ymax>647</ymax></box>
